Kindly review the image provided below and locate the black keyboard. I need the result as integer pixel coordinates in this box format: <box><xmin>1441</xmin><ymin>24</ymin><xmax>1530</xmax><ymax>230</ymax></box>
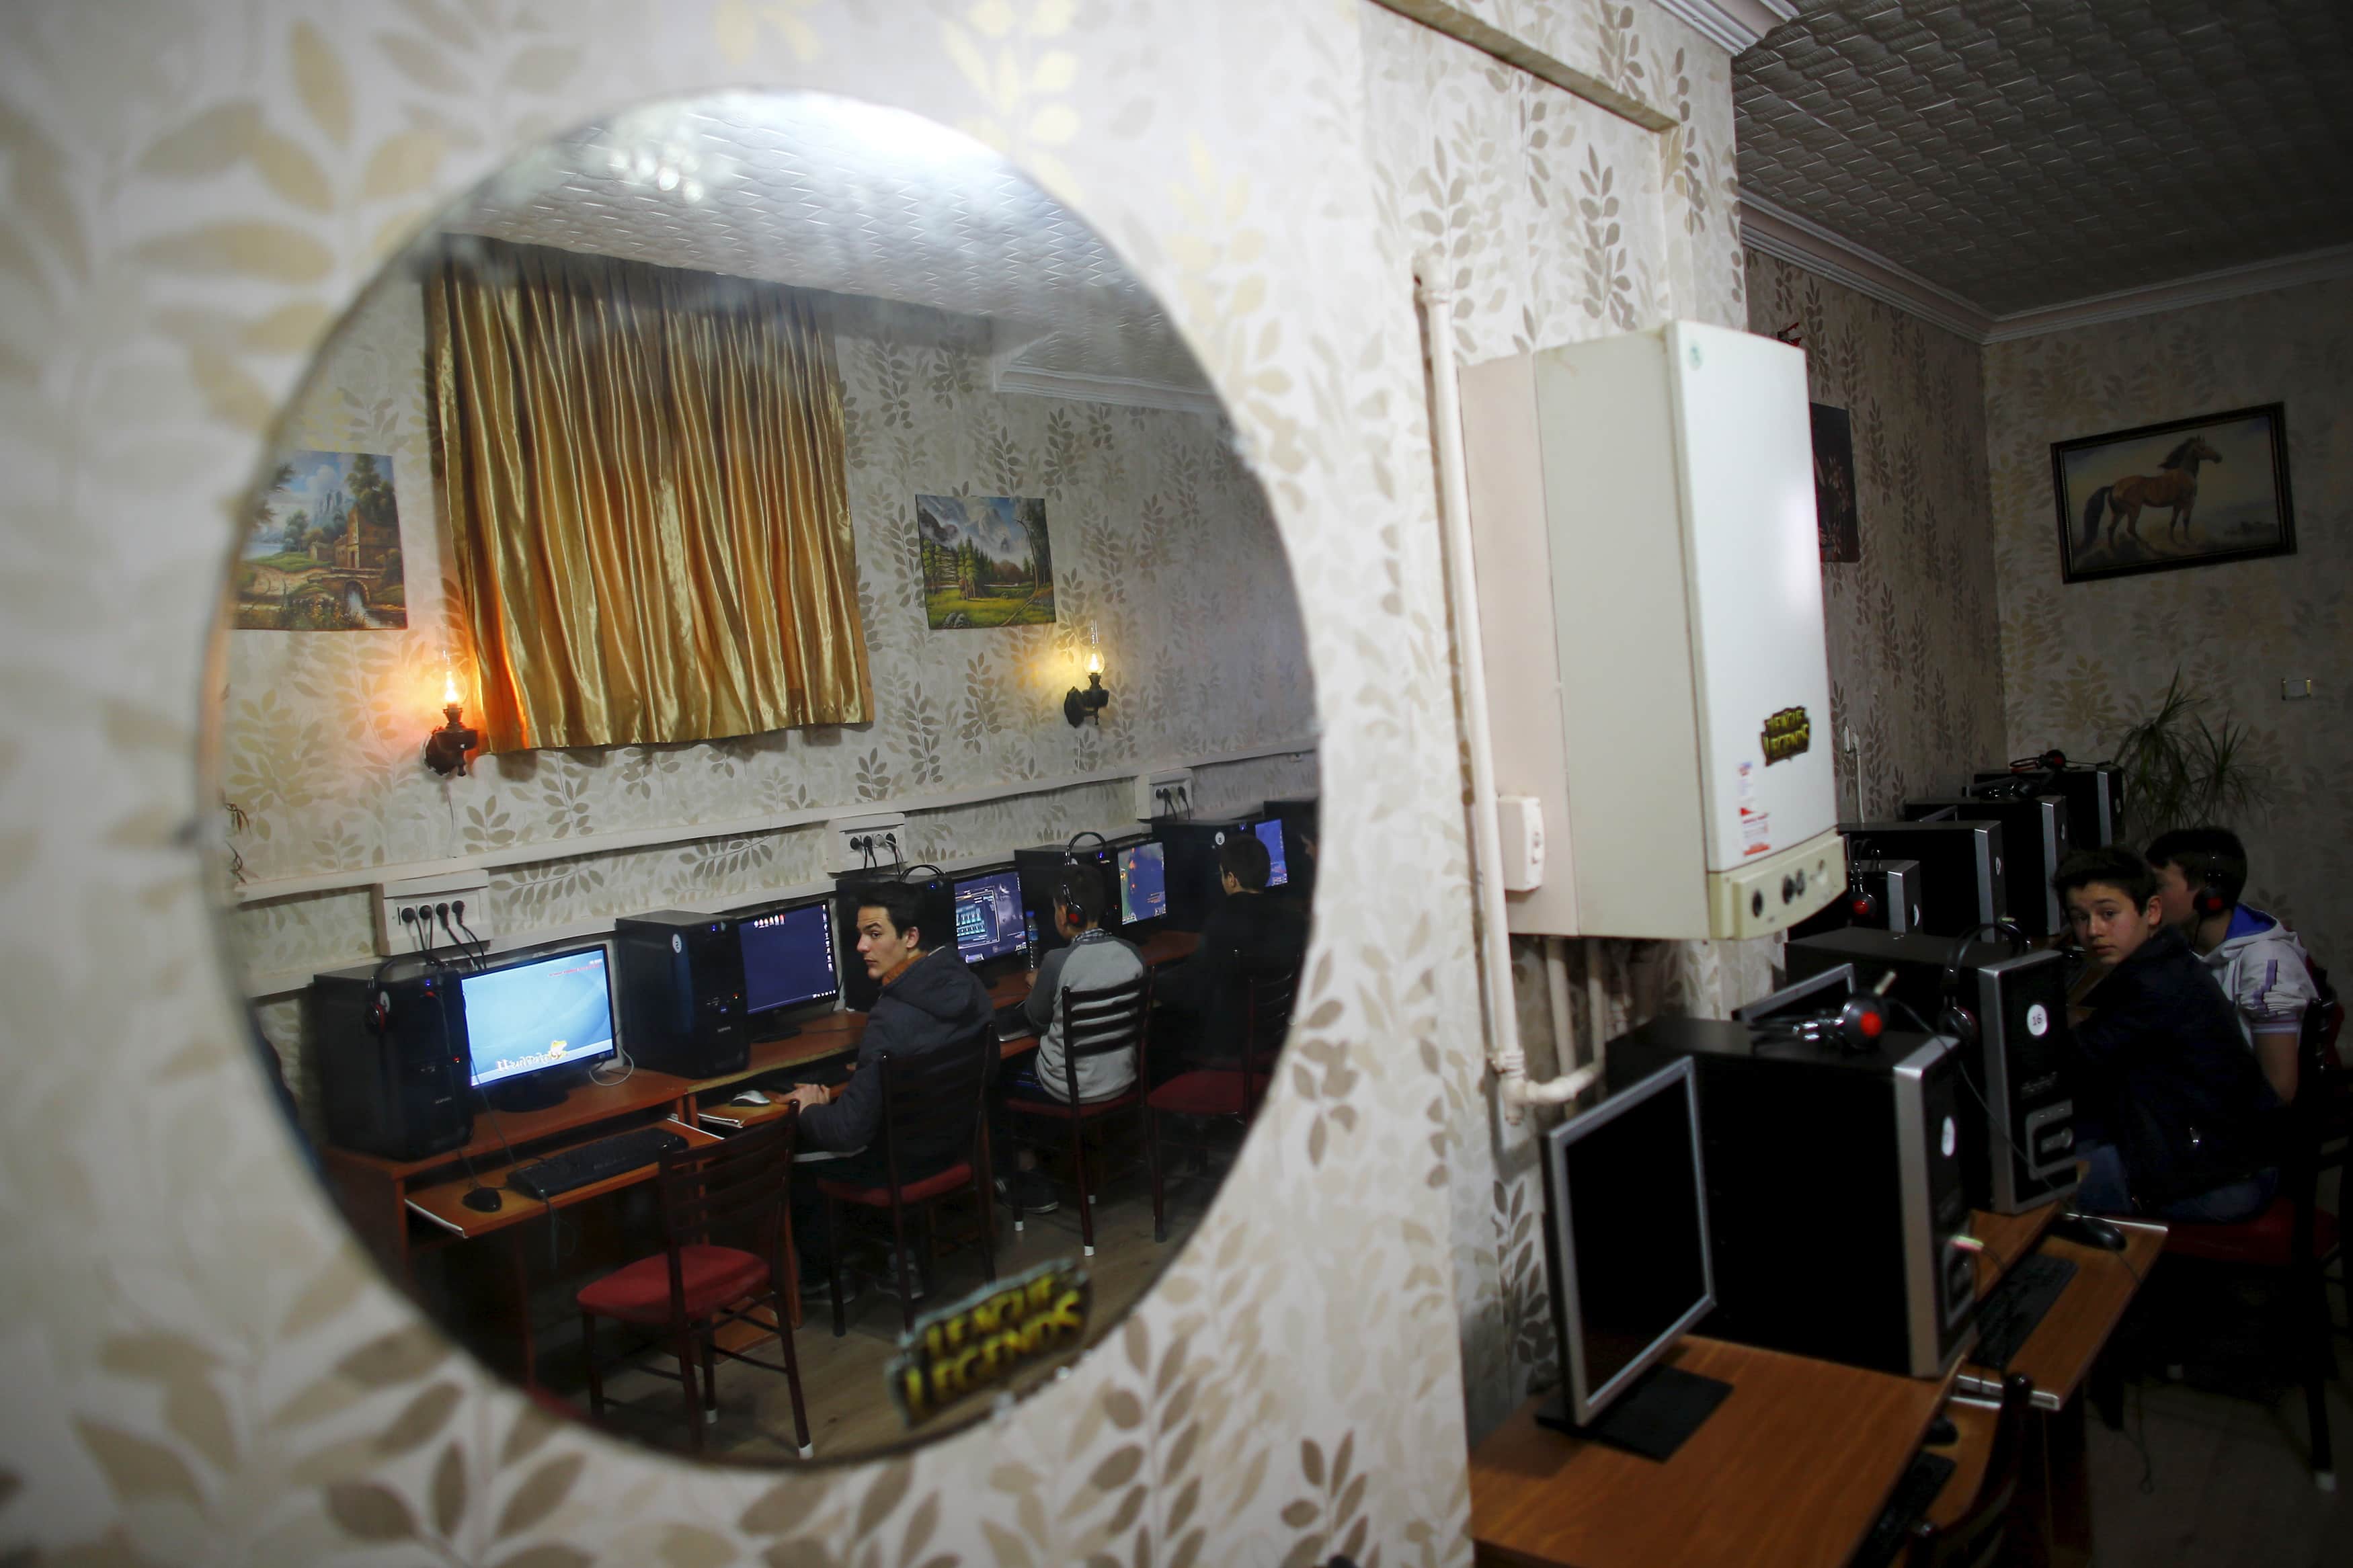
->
<box><xmin>508</xmin><ymin>1126</ymin><xmax>688</xmax><ymax>1200</ymax></box>
<box><xmin>1850</xmin><ymin>1450</ymin><xmax>1956</xmax><ymax>1568</ymax></box>
<box><xmin>1968</xmin><ymin>1251</ymin><xmax>2078</xmax><ymax>1370</ymax></box>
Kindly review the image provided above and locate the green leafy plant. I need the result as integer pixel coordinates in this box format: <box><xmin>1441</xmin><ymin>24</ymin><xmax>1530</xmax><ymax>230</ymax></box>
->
<box><xmin>2110</xmin><ymin>669</ymin><xmax>2274</xmax><ymax>842</ymax></box>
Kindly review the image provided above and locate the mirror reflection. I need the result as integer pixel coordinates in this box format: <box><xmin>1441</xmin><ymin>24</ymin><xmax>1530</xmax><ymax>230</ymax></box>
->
<box><xmin>218</xmin><ymin>92</ymin><xmax>1317</xmax><ymax>1463</ymax></box>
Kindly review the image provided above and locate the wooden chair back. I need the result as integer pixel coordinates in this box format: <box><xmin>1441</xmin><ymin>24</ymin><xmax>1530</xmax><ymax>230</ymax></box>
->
<box><xmin>652</xmin><ymin>1112</ymin><xmax>797</xmax><ymax>1321</ymax></box>
<box><xmin>1909</xmin><ymin>1373</ymin><xmax>2034</xmax><ymax>1568</ymax></box>
<box><xmin>875</xmin><ymin>1025</ymin><xmax>996</xmax><ymax>1188</ymax></box>
<box><xmin>1053</xmin><ymin>971</ymin><xmax>1152</xmax><ymax>1104</ymax></box>
<box><xmin>1239</xmin><ymin>964</ymin><xmax>1299</xmax><ymax>1108</ymax></box>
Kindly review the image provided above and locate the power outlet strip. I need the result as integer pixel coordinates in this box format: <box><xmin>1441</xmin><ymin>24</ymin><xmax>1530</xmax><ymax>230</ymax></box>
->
<box><xmin>826</xmin><ymin>813</ymin><xmax>910</xmax><ymax>876</ymax></box>
<box><xmin>375</xmin><ymin>872</ymin><xmax>491</xmax><ymax>958</ymax></box>
<box><xmin>1133</xmin><ymin>768</ymin><xmax>1197</xmax><ymax>821</ymax></box>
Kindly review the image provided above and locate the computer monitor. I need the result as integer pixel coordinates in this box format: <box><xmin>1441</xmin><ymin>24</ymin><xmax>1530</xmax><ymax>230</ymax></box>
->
<box><xmin>952</xmin><ymin>867</ymin><xmax>1029</xmax><ymax>966</ymax></box>
<box><xmin>1252</xmin><ymin>817</ymin><xmax>1289</xmax><ymax>889</ymax></box>
<box><xmin>739</xmin><ymin>900</ymin><xmax>839</xmax><ymax>1016</ymax></box>
<box><xmin>1117</xmin><ymin>839</ymin><xmax>1168</xmax><ymax>925</ymax></box>
<box><xmin>1539</xmin><ymin>1057</ymin><xmax>1719</xmax><ymax>1444</ymax></box>
<box><xmin>460</xmin><ymin>945</ymin><xmax>616</xmax><ymax>1111</ymax></box>
<box><xmin>1903</xmin><ymin>793</ymin><xmax>2068</xmax><ymax>936</ymax></box>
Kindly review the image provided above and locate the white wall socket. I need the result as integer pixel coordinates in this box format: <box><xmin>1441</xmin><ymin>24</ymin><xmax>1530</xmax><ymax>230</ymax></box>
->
<box><xmin>826</xmin><ymin>812</ymin><xmax>910</xmax><ymax>875</ymax></box>
<box><xmin>1133</xmin><ymin>768</ymin><xmax>1197</xmax><ymax>821</ymax></box>
<box><xmin>376</xmin><ymin>871</ymin><xmax>491</xmax><ymax>957</ymax></box>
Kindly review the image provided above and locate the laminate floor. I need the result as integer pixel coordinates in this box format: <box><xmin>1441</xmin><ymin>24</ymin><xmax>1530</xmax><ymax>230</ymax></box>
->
<box><xmin>2085</xmin><ymin>1276</ymin><xmax>2349</xmax><ymax>1567</ymax></box>
<box><xmin>573</xmin><ymin>1156</ymin><xmax>1220</xmax><ymax>1462</ymax></box>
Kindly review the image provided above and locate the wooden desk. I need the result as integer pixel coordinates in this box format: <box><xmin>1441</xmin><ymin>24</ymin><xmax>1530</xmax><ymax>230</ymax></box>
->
<box><xmin>319</xmin><ymin>930</ymin><xmax>1201</xmax><ymax>1272</ymax></box>
<box><xmin>1468</xmin><ymin>1337</ymin><xmax>1958</xmax><ymax>1568</ymax></box>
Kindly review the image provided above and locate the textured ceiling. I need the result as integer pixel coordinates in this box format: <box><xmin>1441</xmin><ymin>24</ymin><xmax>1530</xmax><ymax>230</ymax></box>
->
<box><xmin>1735</xmin><ymin>1</ymin><xmax>2353</xmax><ymax>315</ymax></box>
<box><xmin>440</xmin><ymin>92</ymin><xmax>1208</xmax><ymax>395</ymax></box>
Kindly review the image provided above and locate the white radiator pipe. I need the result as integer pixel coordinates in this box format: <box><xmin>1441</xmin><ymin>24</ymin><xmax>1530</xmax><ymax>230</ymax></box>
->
<box><xmin>1415</xmin><ymin>263</ymin><xmax>1596</xmax><ymax>1118</ymax></box>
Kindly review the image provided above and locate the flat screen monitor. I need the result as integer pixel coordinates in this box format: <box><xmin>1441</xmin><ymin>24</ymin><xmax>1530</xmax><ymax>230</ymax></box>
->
<box><xmin>1118</xmin><ymin>840</ymin><xmax>1168</xmax><ymax>925</ymax></box>
<box><xmin>1540</xmin><ymin>1057</ymin><xmax>1715</xmax><ymax>1426</ymax></box>
<box><xmin>461</xmin><ymin>946</ymin><xmax>616</xmax><ymax>1091</ymax></box>
<box><xmin>739</xmin><ymin>901</ymin><xmax>839</xmax><ymax>1015</ymax></box>
<box><xmin>1253</xmin><ymin>817</ymin><xmax>1289</xmax><ymax>888</ymax></box>
<box><xmin>952</xmin><ymin>868</ymin><xmax>1029</xmax><ymax>965</ymax></box>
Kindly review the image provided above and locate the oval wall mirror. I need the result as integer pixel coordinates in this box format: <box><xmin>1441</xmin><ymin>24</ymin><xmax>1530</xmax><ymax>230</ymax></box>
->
<box><xmin>214</xmin><ymin>90</ymin><xmax>1318</xmax><ymax>1465</ymax></box>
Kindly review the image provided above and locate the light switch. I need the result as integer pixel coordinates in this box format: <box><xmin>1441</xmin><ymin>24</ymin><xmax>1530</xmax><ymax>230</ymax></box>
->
<box><xmin>2282</xmin><ymin>678</ymin><xmax>2314</xmax><ymax>700</ymax></box>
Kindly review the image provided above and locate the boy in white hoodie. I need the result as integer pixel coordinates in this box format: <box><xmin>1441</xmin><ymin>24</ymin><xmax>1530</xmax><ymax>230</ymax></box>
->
<box><xmin>2149</xmin><ymin>826</ymin><xmax>2317</xmax><ymax>1103</ymax></box>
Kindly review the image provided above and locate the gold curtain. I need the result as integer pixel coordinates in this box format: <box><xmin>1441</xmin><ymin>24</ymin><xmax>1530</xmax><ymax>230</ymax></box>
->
<box><xmin>426</xmin><ymin>239</ymin><xmax>873</xmax><ymax>752</ymax></box>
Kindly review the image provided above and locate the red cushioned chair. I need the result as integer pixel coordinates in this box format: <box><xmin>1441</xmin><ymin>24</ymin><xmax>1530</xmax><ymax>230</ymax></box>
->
<box><xmin>574</xmin><ymin>1114</ymin><xmax>812</xmax><ymax>1458</ymax></box>
<box><xmin>816</xmin><ymin>1030</ymin><xmax>996</xmax><ymax>1337</ymax></box>
<box><xmin>2161</xmin><ymin>965</ymin><xmax>2345</xmax><ymax>1491</ymax></box>
<box><xmin>1002</xmin><ymin>972</ymin><xmax>1152</xmax><ymax>1257</ymax></box>
<box><xmin>1147</xmin><ymin>964</ymin><xmax>1296</xmax><ymax>1243</ymax></box>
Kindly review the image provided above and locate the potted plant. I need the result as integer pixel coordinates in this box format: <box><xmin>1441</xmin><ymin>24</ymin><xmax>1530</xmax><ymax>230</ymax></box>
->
<box><xmin>2110</xmin><ymin>669</ymin><xmax>2274</xmax><ymax>843</ymax></box>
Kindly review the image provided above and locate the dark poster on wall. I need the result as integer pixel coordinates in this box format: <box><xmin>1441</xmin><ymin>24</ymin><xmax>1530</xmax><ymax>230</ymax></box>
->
<box><xmin>1810</xmin><ymin>403</ymin><xmax>1859</xmax><ymax>564</ymax></box>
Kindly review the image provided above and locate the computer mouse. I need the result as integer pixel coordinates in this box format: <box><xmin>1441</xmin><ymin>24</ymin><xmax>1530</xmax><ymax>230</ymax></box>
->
<box><xmin>1925</xmin><ymin>1415</ymin><xmax>1958</xmax><ymax>1446</ymax></box>
<box><xmin>731</xmin><ymin>1089</ymin><xmax>774</xmax><ymax>1106</ymax></box>
<box><xmin>2050</xmin><ymin>1212</ymin><xmax>2126</xmax><ymax>1251</ymax></box>
<box><xmin>460</xmin><ymin>1187</ymin><xmax>502</xmax><ymax>1212</ymax></box>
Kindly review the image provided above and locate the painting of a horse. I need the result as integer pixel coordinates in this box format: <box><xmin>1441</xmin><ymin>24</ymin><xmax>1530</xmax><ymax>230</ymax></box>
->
<box><xmin>2079</xmin><ymin>436</ymin><xmax>2223</xmax><ymax>551</ymax></box>
<box><xmin>2050</xmin><ymin>405</ymin><xmax>2295</xmax><ymax>584</ymax></box>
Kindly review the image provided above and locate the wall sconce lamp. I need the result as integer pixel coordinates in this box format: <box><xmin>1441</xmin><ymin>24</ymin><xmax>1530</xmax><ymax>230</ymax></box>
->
<box><xmin>1064</xmin><ymin>647</ymin><xmax>1109</xmax><ymax>727</ymax></box>
<box><xmin>423</xmin><ymin>667</ymin><xmax>479</xmax><ymax>776</ymax></box>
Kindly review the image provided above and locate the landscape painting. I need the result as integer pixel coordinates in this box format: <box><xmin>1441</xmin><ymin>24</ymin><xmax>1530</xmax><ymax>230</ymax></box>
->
<box><xmin>915</xmin><ymin>493</ymin><xmax>1056</xmax><ymax>630</ymax></box>
<box><xmin>2051</xmin><ymin>404</ymin><xmax>2295</xmax><ymax>584</ymax></box>
<box><xmin>238</xmin><ymin>450</ymin><xmax>409</xmax><ymax>629</ymax></box>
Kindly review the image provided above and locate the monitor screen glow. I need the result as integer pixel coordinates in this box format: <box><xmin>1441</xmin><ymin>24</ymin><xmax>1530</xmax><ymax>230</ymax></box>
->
<box><xmin>740</xmin><ymin>903</ymin><xmax>839</xmax><ymax>1014</ymax></box>
<box><xmin>461</xmin><ymin>947</ymin><xmax>616</xmax><ymax>1088</ymax></box>
<box><xmin>1118</xmin><ymin>841</ymin><xmax>1167</xmax><ymax>925</ymax></box>
<box><xmin>1544</xmin><ymin>1058</ymin><xmax>1714</xmax><ymax>1423</ymax></box>
<box><xmin>1254</xmin><ymin>817</ymin><xmax>1288</xmax><ymax>887</ymax></box>
<box><xmin>953</xmin><ymin>869</ymin><xmax>1028</xmax><ymax>964</ymax></box>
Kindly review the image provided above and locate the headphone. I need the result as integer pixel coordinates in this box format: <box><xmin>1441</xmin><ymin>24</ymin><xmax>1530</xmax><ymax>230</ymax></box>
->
<box><xmin>2191</xmin><ymin>870</ymin><xmax>2231</xmax><ymax>920</ymax></box>
<box><xmin>2007</xmin><ymin>749</ymin><xmax>2068</xmax><ymax>774</ymax></box>
<box><xmin>1767</xmin><ymin>991</ymin><xmax>1892</xmax><ymax>1055</ymax></box>
<box><xmin>1938</xmin><ymin>922</ymin><xmax>2028</xmax><ymax>1048</ymax></box>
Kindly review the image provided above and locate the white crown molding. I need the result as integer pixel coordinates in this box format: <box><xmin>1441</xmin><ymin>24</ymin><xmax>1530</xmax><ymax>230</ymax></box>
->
<box><xmin>1739</xmin><ymin>190</ymin><xmax>2353</xmax><ymax>345</ymax></box>
<box><xmin>1652</xmin><ymin>1</ymin><xmax>1798</xmax><ymax>56</ymax></box>
<box><xmin>992</xmin><ymin>364</ymin><xmax>1225</xmax><ymax>417</ymax></box>
<box><xmin>1978</xmin><ymin>243</ymin><xmax>2353</xmax><ymax>343</ymax></box>
<box><xmin>1737</xmin><ymin>192</ymin><xmax>1994</xmax><ymax>342</ymax></box>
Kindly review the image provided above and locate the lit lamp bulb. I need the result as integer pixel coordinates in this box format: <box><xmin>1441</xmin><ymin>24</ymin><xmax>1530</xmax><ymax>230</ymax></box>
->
<box><xmin>424</xmin><ymin>661</ymin><xmax>479</xmax><ymax>776</ymax></box>
<box><xmin>1066</xmin><ymin>640</ymin><xmax>1111</xmax><ymax>727</ymax></box>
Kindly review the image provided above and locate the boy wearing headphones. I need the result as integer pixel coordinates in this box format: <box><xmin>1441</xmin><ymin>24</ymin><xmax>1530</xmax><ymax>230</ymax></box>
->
<box><xmin>992</xmin><ymin>864</ymin><xmax>1147</xmax><ymax>1212</ymax></box>
<box><xmin>2057</xmin><ymin>845</ymin><xmax>2280</xmax><ymax>1221</ymax></box>
<box><xmin>2147</xmin><ymin>826</ymin><xmax>2315</xmax><ymax>1104</ymax></box>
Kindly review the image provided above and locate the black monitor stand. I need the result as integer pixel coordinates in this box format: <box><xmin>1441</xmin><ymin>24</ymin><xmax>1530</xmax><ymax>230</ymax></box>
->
<box><xmin>483</xmin><ymin>1074</ymin><xmax>568</xmax><ymax>1113</ymax></box>
<box><xmin>1535</xmin><ymin>1363</ymin><xmax>1732</xmax><ymax>1461</ymax></box>
<box><xmin>748</xmin><ymin>1014</ymin><xmax>803</xmax><ymax>1045</ymax></box>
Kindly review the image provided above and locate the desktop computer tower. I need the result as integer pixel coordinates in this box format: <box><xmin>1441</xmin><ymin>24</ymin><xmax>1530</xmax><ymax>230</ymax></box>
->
<box><xmin>1971</xmin><ymin>766</ymin><xmax>2123</xmax><ymax>849</ymax></box>
<box><xmin>1606</xmin><ymin>1017</ymin><xmax>1977</xmax><ymax>1379</ymax></box>
<box><xmin>612</xmin><ymin>911</ymin><xmax>748</xmax><ymax>1078</ymax></box>
<box><xmin>311</xmin><ymin>962</ymin><xmax>475</xmax><ymax>1161</ymax></box>
<box><xmin>1156</xmin><ymin>819</ymin><xmax>1247</xmax><ymax>932</ymax></box>
<box><xmin>1788</xmin><ymin>856</ymin><xmax>1922</xmax><ymax>941</ymax></box>
<box><xmin>1784</xmin><ymin>930</ymin><xmax>2079</xmax><ymax>1214</ymax></box>
<box><xmin>1903</xmin><ymin>794</ymin><xmax>2069</xmax><ymax>936</ymax></box>
<box><xmin>1838</xmin><ymin>819</ymin><xmax>2006</xmax><ymax>938</ymax></box>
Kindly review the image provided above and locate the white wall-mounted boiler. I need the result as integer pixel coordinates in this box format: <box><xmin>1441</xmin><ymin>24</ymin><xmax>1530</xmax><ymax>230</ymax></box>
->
<box><xmin>1459</xmin><ymin>321</ymin><xmax>1843</xmax><ymax>940</ymax></box>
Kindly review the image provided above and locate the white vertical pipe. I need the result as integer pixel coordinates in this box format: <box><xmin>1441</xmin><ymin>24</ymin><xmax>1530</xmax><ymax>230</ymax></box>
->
<box><xmin>1416</xmin><ymin>263</ymin><xmax>1597</xmax><ymax>1114</ymax></box>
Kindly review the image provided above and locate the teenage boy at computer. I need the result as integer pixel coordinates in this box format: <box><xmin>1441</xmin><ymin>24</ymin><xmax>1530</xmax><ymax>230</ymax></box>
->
<box><xmin>2147</xmin><ymin>826</ymin><xmax>2317</xmax><ymax>1104</ymax></box>
<box><xmin>1155</xmin><ymin>831</ymin><xmax>1307</xmax><ymax>1070</ymax></box>
<box><xmin>992</xmin><ymin>863</ymin><xmax>1146</xmax><ymax>1212</ymax></box>
<box><xmin>783</xmin><ymin>882</ymin><xmax>994</xmax><ymax>1294</ymax></box>
<box><xmin>2057</xmin><ymin>845</ymin><xmax>2281</xmax><ymax>1223</ymax></box>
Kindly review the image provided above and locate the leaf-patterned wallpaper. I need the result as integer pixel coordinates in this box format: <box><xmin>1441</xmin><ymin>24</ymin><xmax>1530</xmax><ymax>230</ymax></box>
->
<box><xmin>1</xmin><ymin>1</ymin><xmax>1760</xmax><ymax>1562</ymax></box>
<box><xmin>1361</xmin><ymin>2</ymin><xmax>1781</xmax><ymax>1444</ymax></box>
<box><xmin>1744</xmin><ymin>249</ymin><xmax>2009</xmax><ymax>821</ymax></box>
<box><xmin>1985</xmin><ymin>278</ymin><xmax>2353</xmax><ymax>966</ymax></box>
<box><xmin>221</xmin><ymin>268</ymin><xmax>1316</xmax><ymax>1027</ymax></box>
